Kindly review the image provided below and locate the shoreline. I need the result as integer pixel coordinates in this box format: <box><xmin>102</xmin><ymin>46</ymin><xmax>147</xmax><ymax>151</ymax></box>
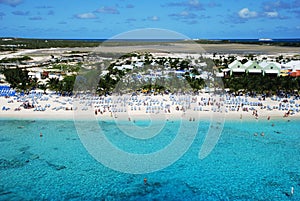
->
<box><xmin>0</xmin><ymin>113</ymin><xmax>298</xmax><ymax>123</ymax></box>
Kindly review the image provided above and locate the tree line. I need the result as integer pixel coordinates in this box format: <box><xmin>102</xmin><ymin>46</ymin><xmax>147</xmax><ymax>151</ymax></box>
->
<box><xmin>222</xmin><ymin>75</ymin><xmax>299</xmax><ymax>96</ymax></box>
<box><xmin>1</xmin><ymin>67</ymin><xmax>299</xmax><ymax>97</ymax></box>
<box><xmin>1</xmin><ymin>67</ymin><xmax>75</xmax><ymax>95</ymax></box>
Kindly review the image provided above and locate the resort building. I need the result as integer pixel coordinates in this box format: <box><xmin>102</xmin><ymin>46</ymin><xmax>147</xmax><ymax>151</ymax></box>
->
<box><xmin>222</xmin><ymin>60</ymin><xmax>300</xmax><ymax>77</ymax></box>
<box><xmin>245</xmin><ymin>61</ymin><xmax>263</xmax><ymax>75</ymax></box>
<box><xmin>259</xmin><ymin>61</ymin><xmax>281</xmax><ymax>76</ymax></box>
<box><xmin>227</xmin><ymin>60</ymin><xmax>246</xmax><ymax>76</ymax></box>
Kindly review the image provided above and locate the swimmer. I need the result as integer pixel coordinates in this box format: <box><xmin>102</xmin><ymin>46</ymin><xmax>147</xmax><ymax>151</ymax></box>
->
<box><xmin>144</xmin><ymin>178</ymin><xmax>147</xmax><ymax>185</ymax></box>
<box><xmin>254</xmin><ymin>133</ymin><xmax>258</xmax><ymax>136</ymax></box>
<box><xmin>261</xmin><ymin>132</ymin><xmax>265</xmax><ymax>136</ymax></box>
<box><xmin>40</xmin><ymin>132</ymin><xmax>43</xmax><ymax>137</ymax></box>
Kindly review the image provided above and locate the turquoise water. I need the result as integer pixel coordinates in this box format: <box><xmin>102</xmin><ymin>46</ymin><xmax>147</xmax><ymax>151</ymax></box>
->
<box><xmin>0</xmin><ymin>118</ymin><xmax>299</xmax><ymax>200</ymax></box>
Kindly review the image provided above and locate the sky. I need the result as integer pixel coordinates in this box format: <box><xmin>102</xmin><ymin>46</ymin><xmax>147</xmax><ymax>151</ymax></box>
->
<box><xmin>0</xmin><ymin>0</ymin><xmax>300</xmax><ymax>39</ymax></box>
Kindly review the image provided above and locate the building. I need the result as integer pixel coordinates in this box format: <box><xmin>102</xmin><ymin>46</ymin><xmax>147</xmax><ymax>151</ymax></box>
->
<box><xmin>259</xmin><ymin>61</ymin><xmax>281</xmax><ymax>76</ymax></box>
<box><xmin>223</xmin><ymin>60</ymin><xmax>300</xmax><ymax>77</ymax></box>
<box><xmin>228</xmin><ymin>60</ymin><xmax>246</xmax><ymax>76</ymax></box>
<box><xmin>245</xmin><ymin>61</ymin><xmax>263</xmax><ymax>75</ymax></box>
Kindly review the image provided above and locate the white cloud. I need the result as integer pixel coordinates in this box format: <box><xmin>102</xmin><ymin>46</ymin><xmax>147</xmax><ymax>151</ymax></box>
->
<box><xmin>262</xmin><ymin>1</ymin><xmax>291</xmax><ymax>11</ymax></box>
<box><xmin>166</xmin><ymin>0</ymin><xmax>204</xmax><ymax>11</ymax></box>
<box><xmin>74</xmin><ymin>13</ymin><xmax>97</xmax><ymax>19</ymax></box>
<box><xmin>265</xmin><ymin>11</ymin><xmax>279</xmax><ymax>18</ymax></box>
<box><xmin>12</xmin><ymin>10</ymin><xmax>29</xmax><ymax>16</ymax></box>
<box><xmin>169</xmin><ymin>11</ymin><xmax>197</xmax><ymax>19</ymax></box>
<box><xmin>238</xmin><ymin>8</ymin><xmax>258</xmax><ymax>19</ymax></box>
<box><xmin>148</xmin><ymin>16</ymin><xmax>159</xmax><ymax>21</ymax></box>
<box><xmin>189</xmin><ymin>0</ymin><xmax>200</xmax><ymax>7</ymax></box>
<box><xmin>0</xmin><ymin>0</ymin><xmax>22</xmax><ymax>7</ymax></box>
<box><xmin>95</xmin><ymin>6</ymin><xmax>120</xmax><ymax>14</ymax></box>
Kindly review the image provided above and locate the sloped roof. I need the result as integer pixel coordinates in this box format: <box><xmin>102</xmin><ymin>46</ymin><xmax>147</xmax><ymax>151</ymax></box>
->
<box><xmin>259</xmin><ymin>61</ymin><xmax>269</xmax><ymax>68</ymax></box>
<box><xmin>228</xmin><ymin>60</ymin><xmax>243</xmax><ymax>68</ymax></box>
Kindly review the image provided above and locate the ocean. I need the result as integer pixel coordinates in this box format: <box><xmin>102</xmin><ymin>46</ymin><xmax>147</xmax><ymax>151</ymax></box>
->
<box><xmin>0</xmin><ymin>119</ymin><xmax>299</xmax><ymax>200</ymax></box>
<box><xmin>47</xmin><ymin>38</ymin><xmax>300</xmax><ymax>43</ymax></box>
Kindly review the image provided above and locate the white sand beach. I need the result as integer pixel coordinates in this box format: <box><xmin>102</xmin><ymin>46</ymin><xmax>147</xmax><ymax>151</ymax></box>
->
<box><xmin>1</xmin><ymin>43</ymin><xmax>299</xmax><ymax>122</ymax></box>
<box><xmin>1</xmin><ymin>92</ymin><xmax>299</xmax><ymax>121</ymax></box>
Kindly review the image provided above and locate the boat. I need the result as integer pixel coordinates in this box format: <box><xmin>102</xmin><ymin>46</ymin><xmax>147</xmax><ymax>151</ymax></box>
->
<box><xmin>258</xmin><ymin>38</ymin><xmax>273</xmax><ymax>42</ymax></box>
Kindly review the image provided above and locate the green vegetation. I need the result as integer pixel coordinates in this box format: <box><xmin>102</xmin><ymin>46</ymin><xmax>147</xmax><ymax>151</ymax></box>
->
<box><xmin>1</xmin><ymin>67</ymin><xmax>37</xmax><ymax>91</ymax></box>
<box><xmin>1</xmin><ymin>67</ymin><xmax>76</xmax><ymax>95</ymax></box>
<box><xmin>2</xmin><ymin>38</ymin><xmax>300</xmax><ymax>52</ymax></box>
<box><xmin>45</xmin><ymin>76</ymin><xmax>76</xmax><ymax>95</ymax></box>
<box><xmin>51</xmin><ymin>64</ymin><xmax>81</xmax><ymax>73</ymax></box>
<box><xmin>222</xmin><ymin>75</ymin><xmax>299</xmax><ymax>95</ymax></box>
<box><xmin>97</xmin><ymin>68</ymin><xmax>125</xmax><ymax>95</ymax></box>
<box><xmin>195</xmin><ymin>39</ymin><xmax>300</xmax><ymax>47</ymax></box>
<box><xmin>0</xmin><ymin>38</ymin><xmax>101</xmax><ymax>51</ymax></box>
<box><xmin>0</xmin><ymin>56</ymin><xmax>33</xmax><ymax>63</ymax></box>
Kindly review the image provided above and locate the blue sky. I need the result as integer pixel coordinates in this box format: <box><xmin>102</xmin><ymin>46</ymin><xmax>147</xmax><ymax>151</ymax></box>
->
<box><xmin>0</xmin><ymin>0</ymin><xmax>300</xmax><ymax>39</ymax></box>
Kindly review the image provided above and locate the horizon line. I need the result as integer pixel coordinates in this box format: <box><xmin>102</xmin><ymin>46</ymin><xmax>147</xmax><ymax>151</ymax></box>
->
<box><xmin>1</xmin><ymin>37</ymin><xmax>300</xmax><ymax>40</ymax></box>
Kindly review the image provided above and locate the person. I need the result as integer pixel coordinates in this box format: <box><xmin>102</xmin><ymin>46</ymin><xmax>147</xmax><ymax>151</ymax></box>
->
<box><xmin>284</xmin><ymin>111</ymin><xmax>290</xmax><ymax>117</ymax></box>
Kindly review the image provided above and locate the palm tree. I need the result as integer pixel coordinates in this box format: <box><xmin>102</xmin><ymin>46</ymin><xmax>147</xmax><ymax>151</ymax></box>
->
<box><xmin>39</xmin><ymin>83</ymin><xmax>48</xmax><ymax>94</ymax></box>
<box><xmin>46</xmin><ymin>77</ymin><xmax>60</xmax><ymax>92</ymax></box>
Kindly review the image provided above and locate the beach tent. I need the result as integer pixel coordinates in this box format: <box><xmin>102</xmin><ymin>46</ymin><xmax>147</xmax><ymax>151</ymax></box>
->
<box><xmin>0</xmin><ymin>85</ymin><xmax>16</xmax><ymax>96</ymax></box>
<box><xmin>280</xmin><ymin>69</ymin><xmax>291</xmax><ymax>77</ymax></box>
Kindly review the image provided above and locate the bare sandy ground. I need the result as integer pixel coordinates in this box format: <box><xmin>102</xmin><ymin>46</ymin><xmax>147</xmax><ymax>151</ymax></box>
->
<box><xmin>2</xmin><ymin>43</ymin><xmax>299</xmax><ymax>59</ymax></box>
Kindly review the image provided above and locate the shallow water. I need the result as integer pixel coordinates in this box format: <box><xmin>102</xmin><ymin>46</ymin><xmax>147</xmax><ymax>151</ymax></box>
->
<box><xmin>0</xmin><ymin>118</ymin><xmax>299</xmax><ymax>200</ymax></box>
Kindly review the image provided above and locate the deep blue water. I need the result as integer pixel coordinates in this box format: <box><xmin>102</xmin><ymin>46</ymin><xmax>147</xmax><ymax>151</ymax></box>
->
<box><xmin>0</xmin><ymin>119</ymin><xmax>299</xmax><ymax>200</ymax></box>
<box><xmin>36</xmin><ymin>38</ymin><xmax>300</xmax><ymax>43</ymax></box>
<box><xmin>225</xmin><ymin>38</ymin><xmax>300</xmax><ymax>43</ymax></box>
